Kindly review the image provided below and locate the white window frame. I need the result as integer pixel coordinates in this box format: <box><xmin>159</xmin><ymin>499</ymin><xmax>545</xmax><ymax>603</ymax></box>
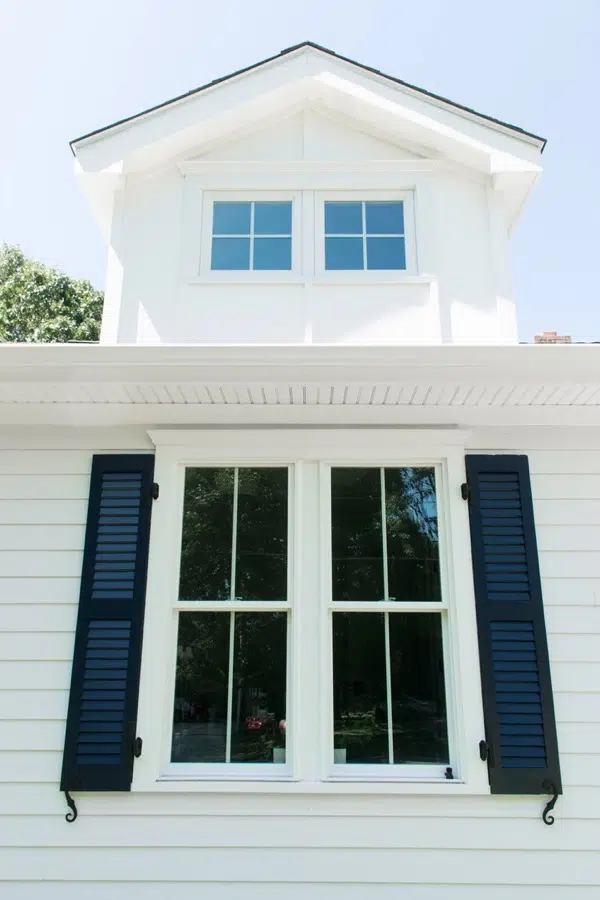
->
<box><xmin>315</xmin><ymin>191</ymin><xmax>418</xmax><ymax>279</ymax></box>
<box><xmin>199</xmin><ymin>191</ymin><xmax>302</xmax><ymax>281</ymax></box>
<box><xmin>134</xmin><ymin>429</ymin><xmax>488</xmax><ymax>795</ymax></box>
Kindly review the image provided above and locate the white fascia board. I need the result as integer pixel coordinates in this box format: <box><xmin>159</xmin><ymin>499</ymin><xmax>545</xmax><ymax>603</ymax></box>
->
<box><xmin>0</xmin><ymin>344</ymin><xmax>598</xmax><ymax>389</ymax></box>
<box><xmin>73</xmin><ymin>46</ymin><xmax>542</xmax><ymax>179</ymax></box>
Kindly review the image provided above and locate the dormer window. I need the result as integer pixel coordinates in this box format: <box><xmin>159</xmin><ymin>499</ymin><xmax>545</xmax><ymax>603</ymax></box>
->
<box><xmin>210</xmin><ymin>200</ymin><xmax>293</xmax><ymax>271</ymax></box>
<box><xmin>324</xmin><ymin>200</ymin><xmax>406</xmax><ymax>271</ymax></box>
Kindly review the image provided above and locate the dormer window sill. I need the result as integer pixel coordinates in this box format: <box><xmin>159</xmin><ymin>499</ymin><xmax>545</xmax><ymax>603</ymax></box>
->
<box><xmin>188</xmin><ymin>276</ymin><xmax>307</xmax><ymax>286</ymax></box>
<box><xmin>187</xmin><ymin>275</ymin><xmax>436</xmax><ymax>286</ymax></box>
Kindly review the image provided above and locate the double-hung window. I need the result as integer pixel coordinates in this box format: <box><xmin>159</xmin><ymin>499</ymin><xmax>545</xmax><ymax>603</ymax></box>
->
<box><xmin>329</xmin><ymin>466</ymin><xmax>448</xmax><ymax>776</ymax></box>
<box><xmin>171</xmin><ymin>466</ymin><xmax>290</xmax><ymax>774</ymax></box>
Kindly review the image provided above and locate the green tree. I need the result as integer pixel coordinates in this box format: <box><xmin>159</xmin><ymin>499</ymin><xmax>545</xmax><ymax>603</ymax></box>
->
<box><xmin>0</xmin><ymin>244</ymin><xmax>103</xmax><ymax>342</ymax></box>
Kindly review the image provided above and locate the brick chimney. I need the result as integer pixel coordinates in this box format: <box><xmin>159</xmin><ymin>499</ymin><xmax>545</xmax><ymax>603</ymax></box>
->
<box><xmin>534</xmin><ymin>331</ymin><xmax>572</xmax><ymax>344</ymax></box>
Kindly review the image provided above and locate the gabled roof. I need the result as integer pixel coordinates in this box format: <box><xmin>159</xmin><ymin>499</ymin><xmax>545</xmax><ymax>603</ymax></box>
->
<box><xmin>71</xmin><ymin>41</ymin><xmax>546</xmax><ymax>151</ymax></box>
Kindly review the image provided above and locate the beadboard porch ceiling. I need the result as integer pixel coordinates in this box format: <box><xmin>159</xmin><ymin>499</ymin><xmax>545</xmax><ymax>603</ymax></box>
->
<box><xmin>0</xmin><ymin>344</ymin><xmax>598</xmax><ymax>426</ymax></box>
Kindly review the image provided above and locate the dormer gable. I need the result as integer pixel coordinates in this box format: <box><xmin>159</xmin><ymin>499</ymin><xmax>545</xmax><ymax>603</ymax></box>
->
<box><xmin>72</xmin><ymin>43</ymin><xmax>545</xmax><ymax>347</ymax></box>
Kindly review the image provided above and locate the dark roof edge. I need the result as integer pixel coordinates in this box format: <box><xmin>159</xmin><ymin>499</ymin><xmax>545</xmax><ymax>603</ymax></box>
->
<box><xmin>70</xmin><ymin>40</ymin><xmax>547</xmax><ymax>155</ymax></box>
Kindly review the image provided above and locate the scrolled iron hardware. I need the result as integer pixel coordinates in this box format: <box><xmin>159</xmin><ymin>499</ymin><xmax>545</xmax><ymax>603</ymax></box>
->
<box><xmin>541</xmin><ymin>779</ymin><xmax>558</xmax><ymax>826</ymax></box>
<box><xmin>64</xmin><ymin>790</ymin><xmax>78</xmax><ymax>823</ymax></box>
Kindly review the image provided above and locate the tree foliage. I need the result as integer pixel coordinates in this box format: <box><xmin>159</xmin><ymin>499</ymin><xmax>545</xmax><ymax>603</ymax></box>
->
<box><xmin>0</xmin><ymin>244</ymin><xmax>103</xmax><ymax>342</ymax></box>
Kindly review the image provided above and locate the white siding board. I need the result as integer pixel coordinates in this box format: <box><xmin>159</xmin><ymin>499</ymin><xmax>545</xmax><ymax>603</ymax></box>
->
<box><xmin>0</xmin><ymin>499</ymin><xmax>87</xmax><ymax>525</ymax></box>
<box><xmin>0</xmin><ymin>661</ymin><xmax>71</xmax><ymax>690</ymax></box>
<box><xmin>0</xmin><ymin>721</ymin><xmax>65</xmax><ymax>752</ymax></box>
<box><xmin>0</xmin><ymin>551</ymin><xmax>82</xmax><ymax>578</ymax></box>
<box><xmin>537</xmin><ymin>525</ymin><xmax>600</xmax><ymax>553</ymax></box>
<box><xmin>0</xmin><ymin>475</ymin><xmax>89</xmax><ymax>500</ymax></box>
<box><xmin>3</xmin><ymin>888</ymin><xmax>600</xmax><ymax>900</ymax></box>
<box><xmin>542</xmin><ymin>580</ymin><xmax>600</xmax><ymax>607</ymax></box>
<box><xmin>0</xmin><ymin>814</ymin><xmax>599</xmax><ymax>851</ymax></box>
<box><xmin>0</xmin><ymin>847</ymin><xmax>599</xmax><ymax>885</ymax></box>
<box><xmin>0</xmin><ymin>751</ymin><xmax>62</xmax><ymax>783</ymax></box>
<box><xmin>548</xmin><ymin>634</ymin><xmax>600</xmax><ymax>663</ymax></box>
<box><xmin>0</xmin><ymin>578</ymin><xmax>80</xmax><ymax>604</ymax></box>
<box><xmin>532</xmin><ymin>475</ymin><xmax>600</xmax><ymax>500</ymax></box>
<box><xmin>0</xmin><ymin>632</ymin><xmax>73</xmax><ymax>661</ymax></box>
<box><xmin>554</xmin><ymin>692</ymin><xmax>600</xmax><ymax>723</ymax></box>
<box><xmin>546</xmin><ymin>607</ymin><xmax>600</xmax><ymax>633</ymax></box>
<box><xmin>534</xmin><ymin>499</ymin><xmax>600</xmax><ymax>526</ymax></box>
<box><xmin>0</xmin><ymin>451</ymin><xmax>92</xmax><ymax>475</ymax></box>
<box><xmin>0</xmin><ymin>690</ymin><xmax>68</xmax><ymax>720</ymax></box>
<box><xmin>0</xmin><ymin>525</ymin><xmax>85</xmax><ymax>551</ymax></box>
<box><xmin>540</xmin><ymin>553</ymin><xmax>600</xmax><ymax>579</ymax></box>
<box><xmin>0</xmin><ymin>604</ymin><xmax>77</xmax><ymax>632</ymax></box>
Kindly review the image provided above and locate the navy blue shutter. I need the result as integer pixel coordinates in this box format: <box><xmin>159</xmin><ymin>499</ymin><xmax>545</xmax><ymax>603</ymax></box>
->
<box><xmin>61</xmin><ymin>454</ymin><xmax>155</xmax><ymax>792</ymax></box>
<box><xmin>465</xmin><ymin>455</ymin><xmax>561</xmax><ymax>795</ymax></box>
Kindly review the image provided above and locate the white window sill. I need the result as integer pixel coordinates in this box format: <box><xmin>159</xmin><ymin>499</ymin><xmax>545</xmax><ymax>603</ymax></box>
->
<box><xmin>134</xmin><ymin>778</ymin><xmax>490</xmax><ymax>796</ymax></box>
<box><xmin>187</xmin><ymin>275</ymin><xmax>434</xmax><ymax>286</ymax></box>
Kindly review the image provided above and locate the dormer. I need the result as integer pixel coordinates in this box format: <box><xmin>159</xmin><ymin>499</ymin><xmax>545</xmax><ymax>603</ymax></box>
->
<box><xmin>71</xmin><ymin>42</ymin><xmax>545</xmax><ymax>346</ymax></box>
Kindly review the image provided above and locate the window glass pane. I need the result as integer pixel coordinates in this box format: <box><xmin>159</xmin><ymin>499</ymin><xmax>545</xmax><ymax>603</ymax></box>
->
<box><xmin>331</xmin><ymin>468</ymin><xmax>384</xmax><ymax>602</ymax></box>
<box><xmin>254</xmin><ymin>202</ymin><xmax>292</xmax><ymax>235</ymax></box>
<box><xmin>236</xmin><ymin>468</ymin><xmax>288</xmax><ymax>601</ymax></box>
<box><xmin>385</xmin><ymin>467</ymin><xmax>440</xmax><ymax>602</ymax></box>
<box><xmin>213</xmin><ymin>201</ymin><xmax>251</xmax><ymax>235</ymax></box>
<box><xmin>333</xmin><ymin>612</ymin><xmax>389</xmax><ymax>763</ymax></box>
<box><xmin>211</xmin><ymin>237</ymin><xmax>250</xmax><ymax>270</ymax></box>
<box><xmin>325</xmin><ymin>202</ymin><xmax>363</xmax><ymax>234</ymax></box>
<box><xmin>389</xmin><ymin>613</ymin><xmax>448</xmax><ymax>763</ymax></box>
<box><xmin>171</xmin><ymin>612</ymin><xmax>287</xmax><ymax>764</ymax></box>
<box><xmin>325</xmin><ymin>237</ymin><xmax>363</xmax><ymax>271</ymax></box>
<box><xmin>230</xmin><ymin>613</ymin><xmax>287</xmax><ymax>763</ymax></box>
<box><xmin>171</xmin><ymin>612</ymin><xmax>229</xmax><ymax>762</ymax></box>
<box><xmin>365</xmin><ymin>201</ymin><xmax>404</xmax><ymax>235</ymax></box>
<box><xmin>179</xmin><ymin>468</ymin><xmax>234</xmax><ymax>602</ymax></box>
<box><xmin>366</xmin><ymin>237</ymin><xmax>406</xmax><ymax>270</ymax></box>
<box><xmin>253</xmin><ymin>237</ymin><xmax>292</xmax><ymax>271</ymax></box>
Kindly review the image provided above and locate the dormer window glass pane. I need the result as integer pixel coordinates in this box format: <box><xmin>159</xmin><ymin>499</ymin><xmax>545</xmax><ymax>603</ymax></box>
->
<box><xmin>324</xmin><ymin>200</ymin><xmax>406</xmax><ymax>271</ymax></box>
<box><xmin>211</xmin><ymin>201</ymin><xmax>292</xmax><ymax>271</ymax></box>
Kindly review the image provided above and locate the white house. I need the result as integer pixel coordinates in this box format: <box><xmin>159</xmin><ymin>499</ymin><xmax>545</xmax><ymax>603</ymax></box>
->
<box><xmin>1</xmin><ymin>41</ymin><xmax>599</xmax><ymax>898</ymax></box>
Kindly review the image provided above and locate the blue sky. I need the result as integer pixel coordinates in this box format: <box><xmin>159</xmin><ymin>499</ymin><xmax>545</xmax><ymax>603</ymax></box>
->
<box><xmin>1</xmin><ymin>0</ymin><xmax>598</xmax><ymax>341</ymax></box>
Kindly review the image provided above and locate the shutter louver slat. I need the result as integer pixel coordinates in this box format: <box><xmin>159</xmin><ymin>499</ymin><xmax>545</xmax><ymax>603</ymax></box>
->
<box><xmin>61</xmin><ymin>455</ymin><xmax>154</xmax><ymax>793</ymax></box>
<box><xmin>466</xmin><ymin>455</ymin><xmax>562</xmax><ymax>796</ymax></box>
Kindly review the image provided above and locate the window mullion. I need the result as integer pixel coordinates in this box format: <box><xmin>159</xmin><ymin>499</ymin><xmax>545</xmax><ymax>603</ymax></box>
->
<box><xmin>250</xmin><ymin>202</ymin><xmax>255</xmax><ymax>270</ymax></box>
<box><xmin>362</xmin><ymin>202</ymin><xmax>368</xmax><ymax>270</ymax></box>
<box><xmin>225</xmin><ymin>467</ymin><xmax>240</xmax><ymax>763</ymax></box>
<box><xmin>380</xmin><ymin>467</ymin><xmax>394</xmax><ymax>765</ymax></box>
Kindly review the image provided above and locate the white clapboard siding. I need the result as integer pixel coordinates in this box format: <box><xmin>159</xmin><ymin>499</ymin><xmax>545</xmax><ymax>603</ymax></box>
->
<box><xmin>0</xmin><ymin>661</ymin><xmax>71</xmax><ymax>691</ymax></box>
<box><xmin>0</xmin><ymin>604</ymin><xmax>77</xmax><ymax>632</ymax></box>
<box><xmin>542</xmin><ymin>579</ymin><xmax>600</xmax><ymax>607</ymax></box>
<box><xmin>0</xmin><ymin>475</ymin><xmax>90</xmax><ymax>500</ymax></box>
<box><xmin>0</xmin><ymin>814</ymin><xmax>599</xmax><ymax>851</ymax></box>
<box><xmin>0</xmin><ymin>525</ymin><xmax>85</xmax><ymax>551</ymax></box>
<box><xmin>0</xmin><ymin>689</ymin><xmax>69</xmax><ymax>721</ymax></box>
<box><xmin>0</xmin><ymin>632</ymin><xmax>74</xmax><ymax>661</ymax></box>
<box><xmin>0</xmin><ymin>451</ymin><xmax>92</xmax><ymax>475</ymax></box>
<box><xmin>0</xmin><ymin>499</ymin><xmax>87</xmax><ymax>525</ymax></box>
<box><xmin>537</xmin><ymin>525</ymin><xmax>600</xmax><ymax>553</ymax></box>
<box><xmin>1</xmin><ymin>846</ymin><xmax>599</xmax><ymax>885</ymax></box>
<box><xmin>533</xmin><ymin>499</ymin><xmax>600</xmax><ymax>526</ymax></box>
<box><xmin>546</xmin><ymin>607</ymin><xmax>600</xmax><ymax>633</ymax></box>
<box><xmin>0</xmin><ymin>433</ymin><xmax>597</xmax><ymax>896</ymax></box>
<box><xmin>3</xmin><ymin>888</ymin><xmax>600</xmax><ymax>900</ymax></box>
<box><xmin>0</xmin><ymin>551</ymin><xmax>83</xmax><ymax>578</ymax></box>
<box><xmin>540</xmin><ymin>553</ymin><xmax>600</xmax><ymax>579</ymax></box>
<box><xmin>0</xmin><ymin>578</ymin><xmax>80</xmax><ymax>605</ymax></box>
<box><xmin>0</xmin><ymin>721</ymin><xmax>65</xmax><ymax>752</ymax></box>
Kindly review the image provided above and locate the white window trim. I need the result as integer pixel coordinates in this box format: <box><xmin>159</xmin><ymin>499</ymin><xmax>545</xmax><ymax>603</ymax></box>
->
<box><xmin>315</xmin><ymin>191</ymin><xmax>418</xmax><ymax>279</ymax></box>
<box><xmin>134</xmin><ymin>429</ymin><xmax>489</xmax><ymax>795</ymax></box>
<box><xmin>199</xmin><ymin>191</ymin><xmax>302</xmax><ymax>281</ymax></box>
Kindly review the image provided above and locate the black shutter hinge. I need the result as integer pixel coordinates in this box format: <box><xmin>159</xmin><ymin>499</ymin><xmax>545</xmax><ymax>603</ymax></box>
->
<box><xmin>479</xmin><ymin>740</ymin><xmax>490</xmax><ymax>761</ymax></box>
<box><xmin>133</xmin><ymin>737</ymin><xmax>143</xmax><ymax>758</ymax></box>
<box><xmin>444</xmin><ymin>766</ymin><xmax>454</xmax><ymax>780</ymax></box>
<box><xmin>461</xmin><ymin>482</ymin><xmax>471</xmax><ymax>502</ymax></box>
<box><xmin>151</xmin><ymin>483</ymin><xmax>159</xmax><ymax>500</ymax></box>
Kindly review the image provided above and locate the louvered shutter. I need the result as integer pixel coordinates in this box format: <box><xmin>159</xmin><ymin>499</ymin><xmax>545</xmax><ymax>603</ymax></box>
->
<box><xmin>61</xmin><ymin>454</ymin><xmax>155</xmax><ymax>792</ymax></box>
<box><xmin>465</xmin><ymin>454</ymin><xmax>561</xmax><ymax>795</ymax></box>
